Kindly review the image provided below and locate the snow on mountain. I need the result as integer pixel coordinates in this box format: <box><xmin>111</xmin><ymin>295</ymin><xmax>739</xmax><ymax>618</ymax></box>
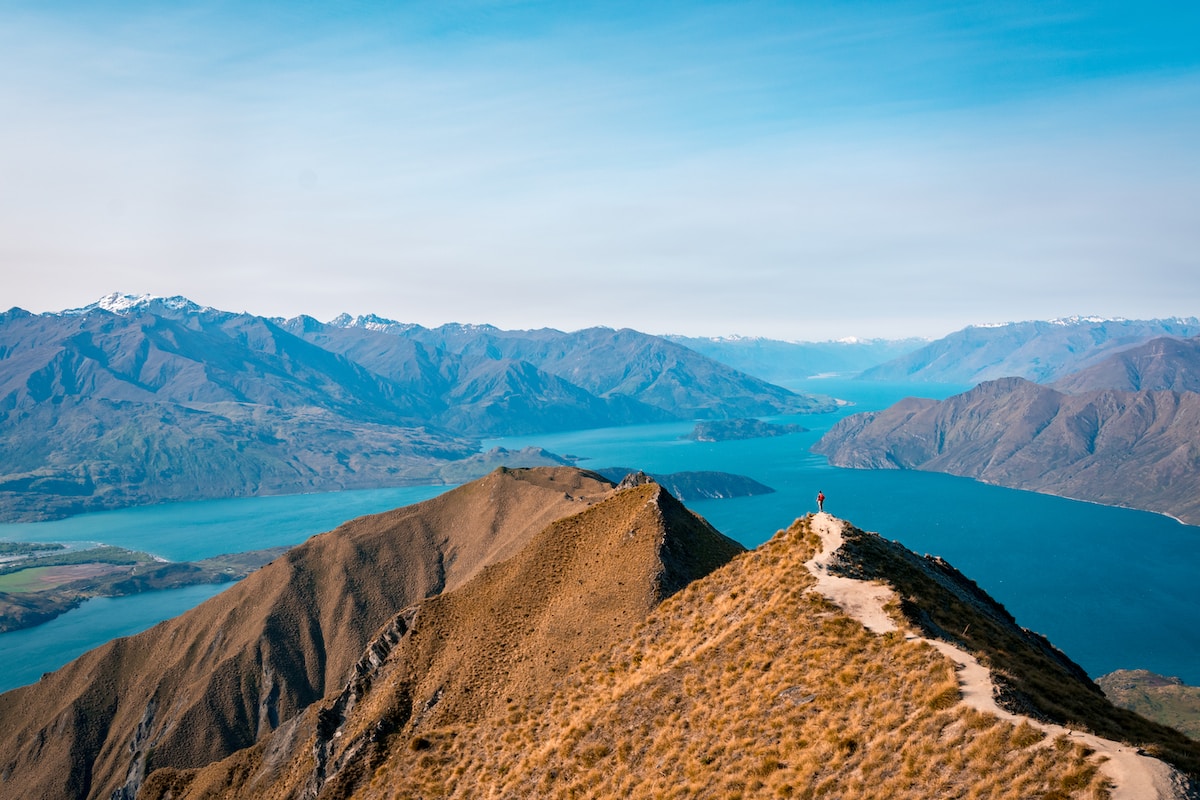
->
<box><xmin>327</xmin><ymin>313</ymin><xmax>420</xmax><ymax>334</ymax></box>
<box><xmin>62</xmin><ymin>293</ymin><xmax>209</xmax><ymax>316</ymax></box>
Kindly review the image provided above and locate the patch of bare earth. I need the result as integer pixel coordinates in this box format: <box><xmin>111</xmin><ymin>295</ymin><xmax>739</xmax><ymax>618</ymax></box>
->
<box><xmin>31</xmin><ymin>563</ymin><xmax>128</xmax><ymax>589</ymax></box>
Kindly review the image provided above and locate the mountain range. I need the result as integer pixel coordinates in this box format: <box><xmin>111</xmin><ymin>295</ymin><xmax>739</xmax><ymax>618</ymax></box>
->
<box><xmin>1051</xmin><ymin>335</ymin><xmax>1200</xmax><ymax>394</ymax></box>
<box><xmin>666</xmin><ymin>334</ymin><xmax>926</xmax><ymax>382</ymax></box>
<box><xmin>0</xmin><ymin>294</ymin><xmax>834</xmax><ymax>521</ymax></box>
<box><xmin>1</xmin><ymin>467</ymin><xmax>1196</xmax><ymax>799</ymax></box>
<box><xmin>815</xmin><ymin>333</ymin><xmax>1200</xmax><ymax>525</ymax></box>
<box><xmin>858</xmin><ymin>317</ymin><xmax>1200</xmax><ymax>385</ymax></box>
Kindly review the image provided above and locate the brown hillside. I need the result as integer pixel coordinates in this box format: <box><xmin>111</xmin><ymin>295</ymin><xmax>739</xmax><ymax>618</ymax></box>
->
<box><xmin>1053</xmin><ymin>336</ymin><xmax>1200</xmax><ymax>394</ymax></box>
<box><xmin>145</xmin><ymin>511</ymin><xmax>1200</xmax><ymax>800</ymax></box>
<box><xmin>0</xmin><ymin>467</ymin><xmax>616</xmax><ymax>800</ymax></box>
<box><xmin>140</xmin><ymin>479</ymin><xmax>744</xmax><ymax>799</ymax></box>
<box><xmin>813</xmin><ymin>377</ymin><xmax>1200</xmax><ymax>525</ymax></box>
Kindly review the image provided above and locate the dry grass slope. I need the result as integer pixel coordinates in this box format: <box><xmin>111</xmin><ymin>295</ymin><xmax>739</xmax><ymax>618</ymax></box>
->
<box><xmin>149</xmin><ymin>512</ymin><xmax>1152</xmax><ymax>800</ymax></box>
<box><xmin>0</xmin><ymin>467</ymin><xmax>615</xmax><ymax>800</ymax></box>
<box><xmin>363</xmin><ymin>516</ymin><xmax>1113</xmax><ymax>800</ymax></box>
<box><xmin>828</xmin><ymin>521</ymin><xmax>1200</xmax><ymax>777</ymax></box>
<box><xmin>140</xmin><ymin>480</ymin><xmax>744</xmax><ymax>800</ymax></box>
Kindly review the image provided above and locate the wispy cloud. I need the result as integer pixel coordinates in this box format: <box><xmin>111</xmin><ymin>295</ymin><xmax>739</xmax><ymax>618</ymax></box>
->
<box><xmin>1</xmin><ymin>2</ymin><xmax>1197</xmax><ymax>338</ymax></box>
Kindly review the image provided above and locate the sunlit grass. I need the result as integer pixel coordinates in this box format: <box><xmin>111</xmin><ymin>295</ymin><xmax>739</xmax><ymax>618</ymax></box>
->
<box><xmin>357</xmin><ymin>516</ymin><xmax>1116</xmax><ymax>799</ymax></box>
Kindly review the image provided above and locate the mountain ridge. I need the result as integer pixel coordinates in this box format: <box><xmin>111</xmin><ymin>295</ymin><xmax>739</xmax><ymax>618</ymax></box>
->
<box><xmin>4</xmin><ymin>468</ymin><xmax>1198</xmax><ymax>799</ymax></box>
<box><xmin>1052</xmin><ymin>336</ymin><xmax>1200</xmax><ymax>394</ymax></box>
<box><xmin>0</xmin><ymin>467</ymin><xmax>619</xmax><ymax>800</ymax></box>
<box><xmin>858</xmin><ymin>317</ymin><xmax>1200</xmax><ymax>384</ymax></box>
<box><xmin>0</xmin><ymin>295</ymin><xmax>833</xmax><ymax>521</ymax></box>
<box><xmin>812</xmin><ymin>377</ymin><xmax>1200</xmax><ymax>525</ymax></box>
<box><xmin>141</xmin><ymin>501</ymin><xmax>1200</xmax><ymax>799</ymax></box>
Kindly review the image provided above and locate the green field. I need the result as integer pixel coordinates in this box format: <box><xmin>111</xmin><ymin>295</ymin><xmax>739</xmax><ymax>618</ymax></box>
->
<box><xmin>0</xmin><ymin>566</ymin><xmax>62</xmax><ymax>593</ymax></box>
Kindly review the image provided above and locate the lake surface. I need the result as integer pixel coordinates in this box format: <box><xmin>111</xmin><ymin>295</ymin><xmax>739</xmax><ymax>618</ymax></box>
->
<box><xmin>0</xmin><ymin>485</ymin><xmax>446</xmax><ymax>692</ymax></box>
<box><xmin>2</xmin><ymin>377</ymin><xmax>1198</xmax><ymax>694</ymax></box>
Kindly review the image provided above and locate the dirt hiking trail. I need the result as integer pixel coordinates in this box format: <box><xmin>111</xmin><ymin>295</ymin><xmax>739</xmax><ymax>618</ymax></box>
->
<box><xmin>805</xmin><ymin>512</ymin><xmax>1193</xmax><ymax>800</ymax></box>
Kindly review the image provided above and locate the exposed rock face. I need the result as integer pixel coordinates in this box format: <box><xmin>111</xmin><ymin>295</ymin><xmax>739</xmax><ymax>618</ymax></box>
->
<box><xmin>0</xmin><ymin>467</ymin><xmax>616</xmax><ymax>800</ymax></box>
<box><xmin>813</xmin><ymin>377</ymin><xmax>1200</xmax><ymax>524</ymax></box>
<box><xmin>858</xmin><ymin>317</ymin><xmax>1200</xmax><ymax>384</ymax></box>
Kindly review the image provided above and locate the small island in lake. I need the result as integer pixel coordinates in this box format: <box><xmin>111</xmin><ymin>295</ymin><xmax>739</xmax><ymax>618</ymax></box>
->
<box><xmin>684</xmin><ymin>418</ymin><xmax>808</xmax><ymax>442</ymax></box>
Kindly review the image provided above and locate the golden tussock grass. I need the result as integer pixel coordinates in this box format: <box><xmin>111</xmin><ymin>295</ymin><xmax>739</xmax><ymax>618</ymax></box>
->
<box><xmin>352</xmin><ymin>516</ymin><xmax>1115</xmax><ymax>800</ymax></box>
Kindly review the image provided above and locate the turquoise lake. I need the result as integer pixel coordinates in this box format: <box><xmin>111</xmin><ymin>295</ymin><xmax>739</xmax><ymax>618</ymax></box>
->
<box><xmin>2</xmin><ymin>377</ymin><xmax>1198</xmax><ymax>693</ymax></box>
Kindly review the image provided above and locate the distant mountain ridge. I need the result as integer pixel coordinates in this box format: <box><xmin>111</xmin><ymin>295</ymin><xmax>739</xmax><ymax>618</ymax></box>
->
<box><xmin>813</xmin><ymin>376</ymin><xmax>1200</xmax><ymax>524</ymax></box>
<box><xmin>320</xmin><ymin>315</ymin><xmax>828</xmax><ymax>419</ymax></box>
<box><xmin>858</xmin><ymin>317</ymin><xmax>1200</xmax><ymax>385</ymax></box>
<box><xmin>667</xmin><ymin>333</ymin><xmax>926</xmax><ymax>382</ymax></box>
<box><xmin>0</xmin><ymin>295</ymin><xmax>833</xmax><ymax>521</ymax></box>
<box><xmin>1051</xmin><ymin>335</ymin><xmax>1200</xmax><ymax>394</ymax></box>
<box><xmin>815</xmin><ymin>320</ymin><xmax>1200</xmax><ymax>524</ymax></box>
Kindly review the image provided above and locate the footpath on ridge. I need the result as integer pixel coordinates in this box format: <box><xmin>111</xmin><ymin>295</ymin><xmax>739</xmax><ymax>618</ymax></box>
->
<box><xmin>804</xmin><ymin>512</ymin><xmax>1193</xmax><ymax>800</ymax></box>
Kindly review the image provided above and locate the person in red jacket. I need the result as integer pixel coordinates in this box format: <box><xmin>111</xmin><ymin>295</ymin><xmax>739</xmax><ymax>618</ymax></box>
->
<box><xmin>817</xmin><ymin>491</ymin><xmax>825</xmax><ymax>512</ymax></box>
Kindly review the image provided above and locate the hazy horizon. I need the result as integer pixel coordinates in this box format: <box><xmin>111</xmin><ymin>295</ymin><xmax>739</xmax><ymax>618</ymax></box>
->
<box><xmin>3</xmin><ymin>2</ymin><xmax>1198</xmax><ymax>340</ymax></box>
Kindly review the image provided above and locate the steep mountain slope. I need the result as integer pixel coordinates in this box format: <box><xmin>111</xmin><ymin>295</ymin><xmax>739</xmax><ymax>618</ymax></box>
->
<box><xmin>0</xmin><ymin>468</ymin><xmax>617</xmax><ymax>800</ymax></box>
<box><xmin>0</xmin><ymin>301</ymin><xmax>403</xmax><ymax>417</ymax></box>
<box><xmin>859</xmin><ymin>317</ymin><xmax>1200</xmax><ymax>384</ymax></box>
<box><xmin>280</xmin><ymin>316</ymin><xmax>668</xmax><ymax>435</ymax></box>
<box><xmin>0</xmin><ymin>299</ymin><xmax>481</xmax><ymax>520</ymax></box>
<box><xmin>0</xmin><ymin>397</ymin><xmax>477</xmax><ymax>520</ymax></box>
<box><xmin>369</xmin><ymin>320</ymin><xmax>832</xmax><ymax>417</ymax></box>
<box><xmin>668</xmin><ymin>334</ymin><xmax>926</xmax><ymax>382</ymax></box>
<box><xmin>1053</xmin><ymin>336</ymin><xmax>1200</xmax><ymax>394</ymax></box>
<box><xmin>812</xmin><ymin>377</ymin><xmax>1200</xmax><ymax>524</ymax></box>
<box><xmin>143</xmin><ymin>476</ymin><xmax>745</xmax><ymax>800</ymax></box>
<box><xmin>143</xmin><ymin>510</ymin><xmax>1199</xmax><ymax>800</ymax></box>
<box><xmin>4</xmin><ymin>471</ymin><xmax>1197</xmax><ymax>799</ymax></box>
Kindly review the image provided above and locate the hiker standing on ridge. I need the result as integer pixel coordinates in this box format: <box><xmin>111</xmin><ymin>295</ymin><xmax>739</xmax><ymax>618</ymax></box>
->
<box><xmin>817</xmin><ymin>491</ymin><xmax>825</xmax><ymax>513</ymax></box>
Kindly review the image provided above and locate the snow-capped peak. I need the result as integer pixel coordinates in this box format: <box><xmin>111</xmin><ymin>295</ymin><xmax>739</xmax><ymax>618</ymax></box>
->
<box><xmin>328</xmin><ymin>313</ymin><xmax>418</xmax><ymax>333</ymax></box>
<box><xmin>1048</xmin><ymin>315</ymin><xmax>1128</xmax><ymax>326</ymax></box>
<box><xmin>63</xmin><ymin>293</ymin><xmax>207</xmax><ymax>316</ymax></box>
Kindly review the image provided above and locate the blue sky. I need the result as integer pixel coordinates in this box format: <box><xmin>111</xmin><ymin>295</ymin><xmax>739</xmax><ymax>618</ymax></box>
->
<box><xmin>2</xmin><ymin>1</ymin><xmax>1198</xmax><ymax>339</ymax></box>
